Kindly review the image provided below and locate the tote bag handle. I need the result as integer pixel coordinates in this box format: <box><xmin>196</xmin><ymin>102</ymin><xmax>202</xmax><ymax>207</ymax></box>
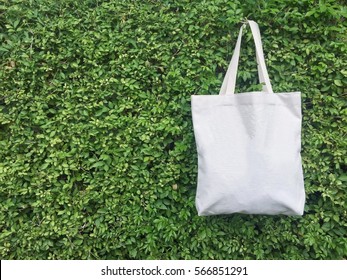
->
<box><xmin>219</xmin><ymin>20</ymin><xmax>274</xmax><ymax>95</ymax></box>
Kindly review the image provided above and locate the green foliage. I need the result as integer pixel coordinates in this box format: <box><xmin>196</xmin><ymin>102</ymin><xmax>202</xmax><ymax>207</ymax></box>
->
<box><xmin>0</xmin><ymin>0</ymin><xmax>346</xmax><ymax>259</ymax></box>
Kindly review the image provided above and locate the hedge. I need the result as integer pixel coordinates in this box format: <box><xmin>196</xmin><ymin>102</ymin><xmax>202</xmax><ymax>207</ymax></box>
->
<box><xmin>0</xmin><ymin>0</ymin><xmax>346</xmax><ymax>259</ymax></box>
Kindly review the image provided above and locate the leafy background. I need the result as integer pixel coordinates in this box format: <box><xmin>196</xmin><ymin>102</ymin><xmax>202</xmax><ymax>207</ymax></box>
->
<box><xmin>0</xmin><ymin>0</ymin><xmax>346</xmax><ymax>259</ymax></box>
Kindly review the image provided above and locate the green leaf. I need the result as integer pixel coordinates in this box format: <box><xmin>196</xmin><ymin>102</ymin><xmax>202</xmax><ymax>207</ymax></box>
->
<box><xmin>91</xmin><ymin>161</ymin><xmax>104</xmax><ymax>168</ymax></box>
<box><xmin>338</xmin><ymin>175</ymin><xmax>347</xmax><ymax>182</ymax></box>
<box><xmin>74</xmin><ymin>239</ymin><xmax>83</xmax><ymax>246</ymax></box>
<box><xmin>334</xmin><ymin>80</ymin><xmax>343</xmax><ymax>87</ymax></box>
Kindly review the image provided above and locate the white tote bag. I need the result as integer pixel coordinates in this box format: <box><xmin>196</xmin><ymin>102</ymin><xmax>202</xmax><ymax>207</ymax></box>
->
<box><xmin>192</xmin><ymin>20</ymin><xmax>305</xmax><ymax>216</ymax></box>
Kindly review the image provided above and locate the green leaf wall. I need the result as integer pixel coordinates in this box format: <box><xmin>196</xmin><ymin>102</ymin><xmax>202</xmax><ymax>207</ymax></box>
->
<box><xmin>0</xmin><ymin>0</ymin><xmax>346</xmax><ymax>259</ymax></box>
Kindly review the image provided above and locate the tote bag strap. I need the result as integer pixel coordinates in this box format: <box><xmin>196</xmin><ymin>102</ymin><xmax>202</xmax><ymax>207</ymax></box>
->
<box><xmin>219</xmin><ymin>20</ymin><xmax>274</xmax><ymax>95</ymax></box>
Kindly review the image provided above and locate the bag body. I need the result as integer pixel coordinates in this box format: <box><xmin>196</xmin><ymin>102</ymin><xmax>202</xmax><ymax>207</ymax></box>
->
<box><xmin>191</xmin><ymin>20</ymin><xmax>305</xmax><ymax>216</ymax></box>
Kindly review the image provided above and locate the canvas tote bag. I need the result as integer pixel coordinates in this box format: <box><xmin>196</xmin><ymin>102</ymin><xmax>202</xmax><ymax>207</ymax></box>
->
<box><xmin>192</xmin><ymin>20</ymin><xmax>305</xmax><ymax>216</ymax></box>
